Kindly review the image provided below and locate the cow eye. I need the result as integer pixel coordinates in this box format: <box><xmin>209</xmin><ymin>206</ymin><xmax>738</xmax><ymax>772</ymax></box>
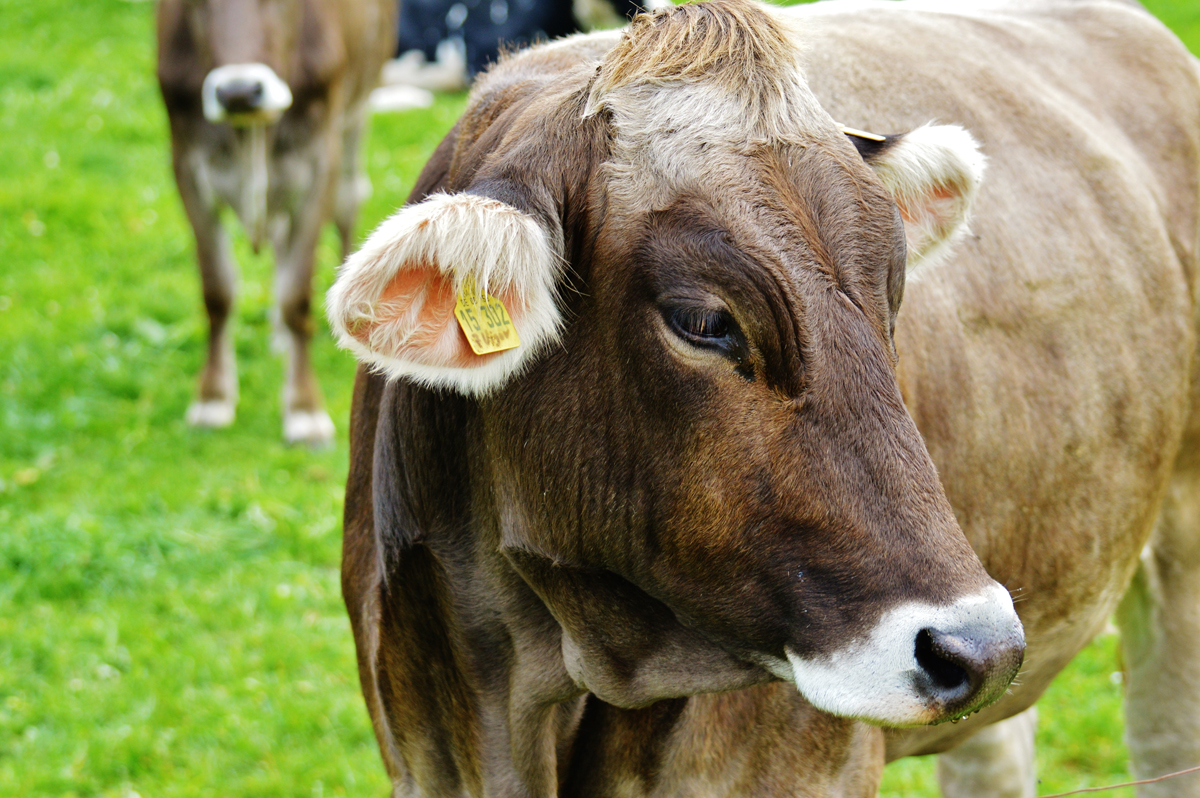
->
<box><xmin>662</xmin><ymin>304</ymin><xmax>754</xmax><ymax>380</ymax></box>
<box><xmin>664</xmin><ymin>306</ymin><xmax>735</xmax><ymax>348</ymax></box>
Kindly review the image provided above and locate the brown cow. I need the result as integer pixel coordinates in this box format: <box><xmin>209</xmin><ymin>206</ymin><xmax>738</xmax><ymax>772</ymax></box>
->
<box><xmin>157</xmin><ymin>0</ymin><xmax>396</xmax><ymax>444</ymax></box>
<box><xmin>330</xmin><ymin>1</ymin><xmax>1200</xmax><ymax>796</ymax></box>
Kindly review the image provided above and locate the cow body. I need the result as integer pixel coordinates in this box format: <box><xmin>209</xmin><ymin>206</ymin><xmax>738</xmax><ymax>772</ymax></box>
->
<box><xmin>795</xmin><ymin>2</ymin><xmax>1200</xmax><ymax>772</ymax></box>
<box><xmin>336</xmin><ymin>1</ymin><xmax>1200</xmax><ymax>795</ymax></box>
<box><xmin>157</xmin><ymin>0</ymin><xmax>396</xmax><ymax>444</ymax></box>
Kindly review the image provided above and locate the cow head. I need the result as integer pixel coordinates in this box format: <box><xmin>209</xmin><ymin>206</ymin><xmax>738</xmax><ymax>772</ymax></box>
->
<box><xmin>157</xmin><ymin>0</ymin><xmax>351</xmax><ymax>247</ymax></box>
<box><xmin>328</xmin><ymin>0</ymin><xmax>1023</xmax><ymax>727</ymax></box>
<box><xmin>157</xmin><ymin>0</ymin><xmax>330</xmax><ymax>125</ymax></box>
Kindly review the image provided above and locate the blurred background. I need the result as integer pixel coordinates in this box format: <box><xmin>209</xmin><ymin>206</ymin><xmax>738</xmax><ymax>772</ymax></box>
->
<box><xmin>1</xmin><ymin>0</ymin><xmax>1198</xmax><ymax>796</ymax></box>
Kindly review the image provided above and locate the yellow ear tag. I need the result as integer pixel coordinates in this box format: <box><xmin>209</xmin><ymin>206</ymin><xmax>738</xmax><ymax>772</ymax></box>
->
<box><xmin>453</xmin><ymin>276</ymin><xmax>521</xmax><ymax>355</ymax></box>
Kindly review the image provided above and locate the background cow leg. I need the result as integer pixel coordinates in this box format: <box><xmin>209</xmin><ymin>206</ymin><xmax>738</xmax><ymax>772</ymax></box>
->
<box><xmin>175</xmin><ymin>152</ymin><xmax>239</xmax><ymax>428</ymax></box>
<box><xmin>1117</xmin><ymin>439</ymin><xmax>1200</xmax><ymax>798</ymax></box>
<box><xmin>936</xmin><ymin>706</ymin><xmax>1037</xmax><ymax>798</ymax></box>
<box><xmin>334</xmin><ymin>106</ymin><xmax>371</xmax><ymax>262</ymax></box>
<box><xmin>274</xmin><ymin>140</ymin><xmax>337</xmax><ymax>446</ymax></box>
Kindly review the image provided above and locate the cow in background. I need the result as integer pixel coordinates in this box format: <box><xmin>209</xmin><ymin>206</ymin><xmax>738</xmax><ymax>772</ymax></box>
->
<box><xmin>157</xmin><ymin>0</ymin><xmax>396</xmax><ymax>445</ymax></box>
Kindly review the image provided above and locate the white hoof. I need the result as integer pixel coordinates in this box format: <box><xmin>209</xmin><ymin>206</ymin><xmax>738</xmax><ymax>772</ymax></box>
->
<box><xmin>284</xmin><ymin>409</ymin><xmax>335</xmax><ymax>446</ymax></box>
<box><xmin>187</xmin><ymin>399</ymin><xmax>236</xmax><ymax>428</ymax></box>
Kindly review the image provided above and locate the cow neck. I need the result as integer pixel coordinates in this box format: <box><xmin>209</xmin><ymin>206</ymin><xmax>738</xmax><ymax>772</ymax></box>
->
<box><xmin>372</xmin><ymin>380</ymin><xmax>593</xmax><ymax>796</ymax></box>
<box><xmin>371</xmin><ymin>382</ymin><xmax>749</xmax><ymax>796</ymax></box>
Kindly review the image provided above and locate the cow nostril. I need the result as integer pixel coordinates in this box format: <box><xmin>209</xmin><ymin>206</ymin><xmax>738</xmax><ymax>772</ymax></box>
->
<box><xmin>915</xmin><ymin>628</ymin><xmax>970</xmax><ymax>693</ymax></box>
<box><xmin>216</xmin><ymin>79</ymin><xmax>266</xmax><ymax>114</ymax></box>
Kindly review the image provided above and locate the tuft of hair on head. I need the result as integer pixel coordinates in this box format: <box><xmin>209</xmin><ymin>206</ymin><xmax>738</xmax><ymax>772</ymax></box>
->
<box><xmin>584</xmin><ymin>0</ymin><xmax>802</xmax><ymax>117</ymax></box>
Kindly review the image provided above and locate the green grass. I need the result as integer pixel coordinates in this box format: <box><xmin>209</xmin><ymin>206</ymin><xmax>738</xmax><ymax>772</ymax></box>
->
<box><xmin>0</xmin><ymin>1</ymin><xmax>464</xmax><ymax>794</ymax></box>
<box><xmin>1</xmin><ymin>0</ymin><xmax>1196</xmax><ymax>795</ymax></box>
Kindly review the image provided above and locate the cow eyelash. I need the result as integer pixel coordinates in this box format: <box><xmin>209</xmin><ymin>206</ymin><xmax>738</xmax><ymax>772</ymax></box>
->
<box><xmin>660</xmin><ymin>303</ymin><xmax>754</xmax><ymax>380</ymax></box>
<box><xmin>668</xmin><ymin>307</ymin><xmax>733</xmax><ymax>344</ymax></box>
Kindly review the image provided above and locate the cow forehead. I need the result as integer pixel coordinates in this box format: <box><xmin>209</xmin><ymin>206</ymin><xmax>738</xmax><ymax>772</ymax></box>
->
<box><xmin>598</xmin><ymin>82</ymin><xmax>843</xmax><ymax>217</ymax></box>
<box><xmin>582</xmin><ymin>2</ymin><xmax>846</xmax><ymax>217</ymax></box>
<box><xmin>457</xmin><ymin>1</ymin><xmax>906</xmax><ymax>320</ymax></box>
<box><xmin>626</xmin><ymin>182</ymin><xmax>901</xmax><ymax>323</ymax></box>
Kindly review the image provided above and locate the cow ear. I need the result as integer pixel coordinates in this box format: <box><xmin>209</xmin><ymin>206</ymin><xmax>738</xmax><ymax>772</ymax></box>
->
<box><xmin>855</xmin><ymin>123</ymin><xmax>986</xmax><ymax>269</ymax></box>
<box><xmin>326</xmin><ymin>192</ymin><xmax>564</xmax><ymax>396</ymax></box>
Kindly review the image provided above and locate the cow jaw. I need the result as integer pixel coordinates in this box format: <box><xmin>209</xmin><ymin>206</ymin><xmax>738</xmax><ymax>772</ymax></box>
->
<box><xmin>785</xmin><ymin>582</ymin><xmax>1024</xmax><ymax>726</ymax></box>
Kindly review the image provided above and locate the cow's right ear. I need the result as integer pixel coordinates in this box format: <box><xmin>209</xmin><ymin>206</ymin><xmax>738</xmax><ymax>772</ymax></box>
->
<box><xmin>326</xmin><ymin>192</ymin><xmax>564</xmax><ymax>396</ymax></box>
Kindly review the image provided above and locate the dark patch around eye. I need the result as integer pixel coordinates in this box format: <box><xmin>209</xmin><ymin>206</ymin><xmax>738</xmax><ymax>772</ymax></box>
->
<box><xmin>662</xmin><ymin>305</ymin><xmax>755</xmax><ymax>381</ymax></box>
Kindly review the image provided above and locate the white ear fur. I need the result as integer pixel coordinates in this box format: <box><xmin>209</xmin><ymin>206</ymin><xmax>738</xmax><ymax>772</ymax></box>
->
<box><xmin>868</xmin><ymin>123</ymin><xmax>986</xmax><ymax>271</ymax></box>
<box><xmin>326</xmin><ymin>192</ymin><xmax>564</xmax><ymax>396</ymax></box>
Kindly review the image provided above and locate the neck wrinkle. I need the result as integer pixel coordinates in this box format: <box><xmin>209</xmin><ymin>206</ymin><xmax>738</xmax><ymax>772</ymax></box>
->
<box><xmin>373</xmin><ymin>384</ymin><xmax>586</xmax><ymax>796</ymax></box>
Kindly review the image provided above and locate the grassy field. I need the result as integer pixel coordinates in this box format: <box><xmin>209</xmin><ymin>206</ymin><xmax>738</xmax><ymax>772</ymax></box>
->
<box><xmin>1</xmin><ymin>0</ymin><xmax>1197</xmax><ymax>796</ymax></box>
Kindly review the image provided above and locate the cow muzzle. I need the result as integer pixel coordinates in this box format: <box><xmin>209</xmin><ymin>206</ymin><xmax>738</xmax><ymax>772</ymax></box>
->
<box><xmin>202</xmin><ymin>63</ymin><xmax>293</xmax><ymax>125</ymax></box>
<box><xmin>785</xmin><ymin>581</ymin><xmax>1025</xmax><ymax>726</ymax></box>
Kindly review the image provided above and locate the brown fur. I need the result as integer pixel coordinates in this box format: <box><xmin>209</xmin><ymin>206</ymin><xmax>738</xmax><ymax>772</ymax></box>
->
<box><xmin>342</xmin><ymin>0</ymin><xmax>1200</xmax><ymax>795</ymax></box>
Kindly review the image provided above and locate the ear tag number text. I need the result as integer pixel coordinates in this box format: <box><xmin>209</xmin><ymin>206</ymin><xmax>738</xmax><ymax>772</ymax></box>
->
<box><xmin>454</xmin><ymin>276</ymin><xmax>521</xmax><ymax>355</ymax></box>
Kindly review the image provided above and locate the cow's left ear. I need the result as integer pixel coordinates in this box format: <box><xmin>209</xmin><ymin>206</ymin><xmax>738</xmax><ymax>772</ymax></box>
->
<box><xmin>326</xmin><ymin>191</ymin><xmax>564</xmax><ymax>396</ymax></box>
<box><xmin>850</xmin><ymin>123</ymin><xmax>986</xmax><ymax>269</ymax></box>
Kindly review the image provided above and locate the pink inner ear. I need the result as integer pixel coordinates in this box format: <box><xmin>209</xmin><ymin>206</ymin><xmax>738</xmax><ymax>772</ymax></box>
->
<box><xmin>896</xmin><ymin>184</ymin><xmax>961</xmax><ymax>249</ymax></box>
<box><xmin>897</xmin><ymin>185</ymin><xmax>953</xmax><ymax>221</ymax></box>
<box><xmin>358</xmin><ymin>264</ymin><xmax>522</xmax><ymax>370</ymax></box>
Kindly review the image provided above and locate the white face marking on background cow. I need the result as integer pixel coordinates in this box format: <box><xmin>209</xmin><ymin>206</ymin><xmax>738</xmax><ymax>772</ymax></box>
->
<box><xmin>326</xmin><ymin>192</ymin><xmax>565</xmax><ymax>395</ymax></box>
<box><xmin>201</xmin><ymin>63</ymin><xmax>293</xmax><ymax>125</ymax></box>
<box><xmin>786</xmin><ymin>582</ymin><xmax>1023</xmax><ymax>726</ymax></box>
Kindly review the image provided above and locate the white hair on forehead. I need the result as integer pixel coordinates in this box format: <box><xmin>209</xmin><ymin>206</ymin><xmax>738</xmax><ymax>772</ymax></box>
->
<box><xmin>582</xmin><ymin>0</ymin><xmax>840</xmax><ymax>214</ymax></box>
<box><xmin>593</xmin><ymin>79</ymin><xmax>838</xmax><ymax>215</ymax></box>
